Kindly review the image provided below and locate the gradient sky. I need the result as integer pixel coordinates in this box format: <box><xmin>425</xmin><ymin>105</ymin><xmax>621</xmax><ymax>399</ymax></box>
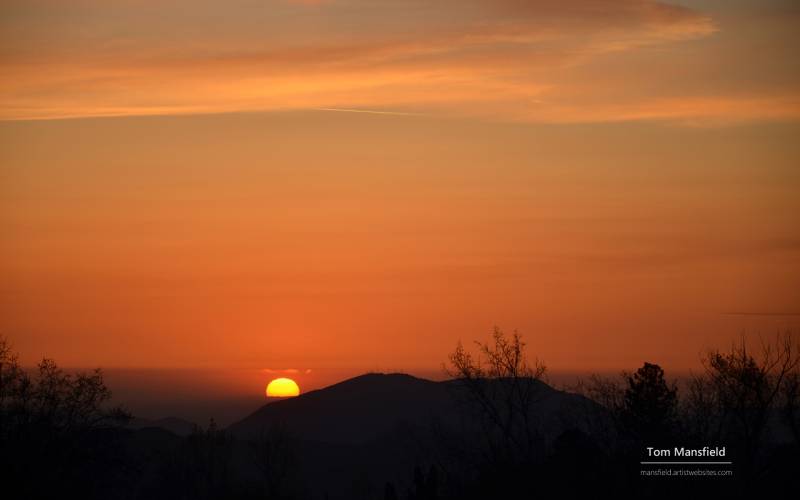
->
<box><xmin>1</xmin><ymin>1</ymin><xmax>799</xmax><ymax>401</ymax></box>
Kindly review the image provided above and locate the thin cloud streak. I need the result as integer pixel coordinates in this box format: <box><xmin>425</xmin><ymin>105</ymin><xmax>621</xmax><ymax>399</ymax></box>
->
<box><xmin>313</xmin><ymin>108</ymin><xmax>427</xmax><ymax>117</ymax></box>
<box><xmin>722</xmin><ymin>312</ymin><xmax>800</xmax><ymax>317</ymax></box>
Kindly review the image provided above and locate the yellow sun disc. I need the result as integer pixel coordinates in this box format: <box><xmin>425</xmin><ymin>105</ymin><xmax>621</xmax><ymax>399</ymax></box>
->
<box><xmin>266</xmin><ymin>378</ymin><xmax>300</xmax><ymax>398</ymax></box>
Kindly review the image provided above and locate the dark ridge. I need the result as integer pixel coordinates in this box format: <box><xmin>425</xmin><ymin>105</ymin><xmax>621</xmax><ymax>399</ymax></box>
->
<box><xmin>228</xmin><ymin>372</ymin><xmax>592</xmax><ymax>445</ymax></box>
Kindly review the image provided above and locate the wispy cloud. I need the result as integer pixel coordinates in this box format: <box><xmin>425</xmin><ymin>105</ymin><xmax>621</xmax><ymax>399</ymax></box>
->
<box><xmin>1</xmin><ymin>0</ymin><xmax>796</xmax><ymax>124</ymax></box>
<box><xmin>261</xmin><ymin>368</ymin><xmax>301</xmax><ymax>374</ymax></box>
<box><xmin>260</xmin><ymin>368</ymin><xmax>313</xmax><ymax>374</ymax></box>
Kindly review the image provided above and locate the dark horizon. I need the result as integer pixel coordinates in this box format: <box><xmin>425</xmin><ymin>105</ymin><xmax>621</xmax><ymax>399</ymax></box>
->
<box><xmin>3</xmin><ymin>330</ymin><xmax>798</xmax><ymax>499</ymax></box>
<box><xmin>34</xmin><ymin>365</ymin><xmax>712</xmax><ymax>427</ymax></box>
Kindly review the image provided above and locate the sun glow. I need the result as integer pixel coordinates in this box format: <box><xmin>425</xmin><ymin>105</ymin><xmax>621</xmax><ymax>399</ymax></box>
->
<box><xmin>266</xmin><ymin>378</ymin><xmax>300</xmax><ymax>398</ymax></box>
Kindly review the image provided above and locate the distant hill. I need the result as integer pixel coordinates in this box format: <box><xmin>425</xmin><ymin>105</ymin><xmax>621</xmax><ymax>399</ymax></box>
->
<box><xmin>128</xmin><ymin>416</ymin><xmax>197</xmax><ymax>437</ymax></box>
<box><xmin>228</xmin><ymin>372</ymin><xmax>598</xmax><ymax>444</ymax></box>
<box><xmin>226</xmin><ymin>373</ymin><xmax>605</xmax><ymax>498</ymax></box>
<box><xmin>229</xmin><ymin>373</ymin><xmax>451</xmax><ymax>443</ymax></box>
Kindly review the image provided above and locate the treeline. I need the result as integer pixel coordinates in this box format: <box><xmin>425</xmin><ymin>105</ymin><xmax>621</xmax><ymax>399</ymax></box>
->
<box><xmin>1</xmin><ymin>332</ymin><xmax>798</xmax><ymax>499</ymax></box>
<box><xmin>433</xmin><ymin>329</ymin><xmax>800</xmax><ymax>499</ymax></box>
<box><xmin>0</xmin><ymin>336</ymin><xmax>302</xmax><ymax>500</ymax></box>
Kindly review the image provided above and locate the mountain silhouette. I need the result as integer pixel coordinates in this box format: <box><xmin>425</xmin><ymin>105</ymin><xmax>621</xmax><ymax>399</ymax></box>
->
<box><xmin>225</xmin><ymin>372</ymin><xmax>604</xmax><ymax>498</ymax></box>
<box><xmin>229</xmin><ymin>373</ymin><xmax>597</xmax><ymax>444</ymax></box>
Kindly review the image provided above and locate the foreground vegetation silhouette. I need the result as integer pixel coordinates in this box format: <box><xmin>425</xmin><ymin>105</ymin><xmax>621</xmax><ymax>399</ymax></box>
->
<box><xmin>1</xmin><ymin>330</ymin><xmax>798</xmax><ymax>499</ymax></box>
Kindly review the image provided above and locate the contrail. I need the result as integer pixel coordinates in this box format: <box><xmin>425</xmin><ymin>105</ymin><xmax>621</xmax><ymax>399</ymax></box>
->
<box><xmin>313</xmin><ymin>107</ymin><xmax>426</xmax><ymax>117</ymax></box>
<box><xmin>722</xmin><ymin>312</ymin><xmax>800</xmax><ymax>317</ymax></box>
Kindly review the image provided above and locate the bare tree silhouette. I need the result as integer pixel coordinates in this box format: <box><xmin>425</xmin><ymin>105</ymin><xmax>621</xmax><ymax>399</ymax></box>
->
<box><xmin>446</xmin><ymin>327</ymin><xmax>547</xmax><ymax>466</ymax></box>
<box><xmin>0</xmin><ymin>336</ymin><xmax>131</xmax><ymax>499</ymax></box>
<box><xmin>685</xmin><ymin>332</ymin><xmax>800</xmax><ymax>486</ymax></box>
<box><xmin>248</xmin><ymin>425</ymin><xmax>297</xmax><ymax>499</ymax></box>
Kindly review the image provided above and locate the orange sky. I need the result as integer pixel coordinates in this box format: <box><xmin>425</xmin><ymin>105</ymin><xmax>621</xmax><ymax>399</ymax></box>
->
<box><xmin>1</xmin><ymin>1</ymin><xmax>799</xmax><ymax>388</ymax></box>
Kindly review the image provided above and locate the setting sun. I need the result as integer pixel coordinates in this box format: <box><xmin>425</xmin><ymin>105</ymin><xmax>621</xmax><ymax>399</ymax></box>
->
<box><xmin>266</xmin><ymin>378</ymin><xmax>300</xmax><ymax>398</ymax></box>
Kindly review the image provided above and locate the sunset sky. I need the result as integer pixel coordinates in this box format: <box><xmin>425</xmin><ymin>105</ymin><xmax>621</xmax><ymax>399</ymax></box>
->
<box><xmin>1</xmin><ymin>1</ymin><xmax>799</xmax><ymax>405</ymax></box>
